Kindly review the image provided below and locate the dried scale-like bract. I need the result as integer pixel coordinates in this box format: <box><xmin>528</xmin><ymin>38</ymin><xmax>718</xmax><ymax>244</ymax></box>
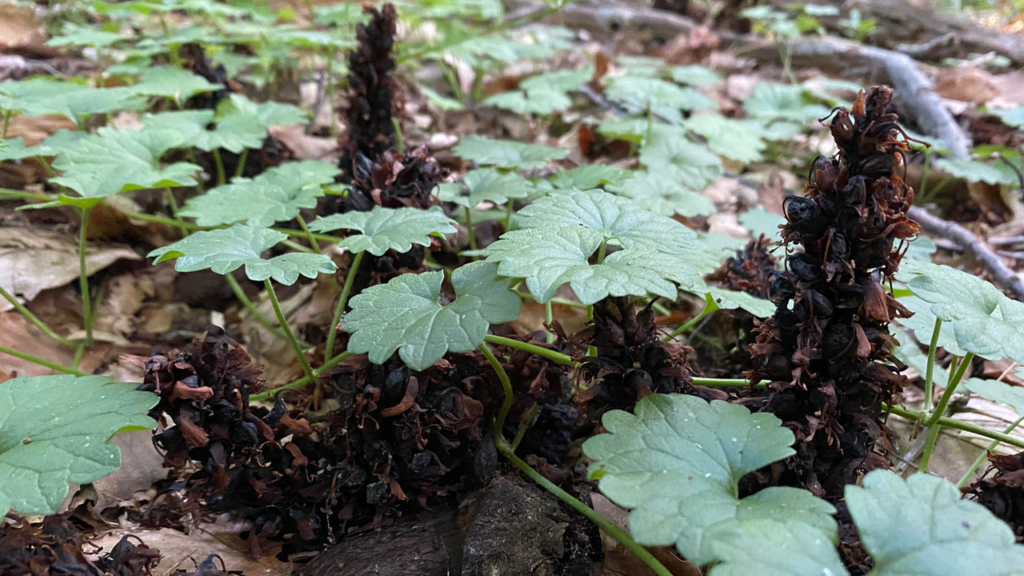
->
<box><xmin>748</xmin><ymin>86</ymin><xmax>919</xmax><ymax>498</ymax></box>
<box><xmin>337</xmin><ymin>4</ymin><xmax>445</xmax><ymax>213</ymax></box>
<box><xmin>707</xmin><ymin>234</ymin><xmax>777</xmax><ymax>299</ymax></box>
<box><xmin>140</xmin><ymin>328</ymin><xmax>494</xmax><ymax>558</ymax></box>
<box><xmin>967</xmin><ymin>451</ymin><xmax>1024</xmax><ymax>541</ymax></box>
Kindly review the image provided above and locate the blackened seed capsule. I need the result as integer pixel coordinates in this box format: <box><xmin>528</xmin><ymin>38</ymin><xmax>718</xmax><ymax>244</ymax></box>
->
<box><xmin>787</xmin><ymin>252</ymin><xmax>821</xmax><ymax>283</ymax></box>
<box><xmin>785</xmin><ymin>196</ymin><xmax>822</xmax><ymax>231</ymax></box>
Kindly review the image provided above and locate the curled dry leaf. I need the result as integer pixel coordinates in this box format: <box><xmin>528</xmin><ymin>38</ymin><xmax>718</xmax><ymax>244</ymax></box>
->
<box><xmin>0</xmin><ymin>227</ymin><xmax>139</xmax><ymax>312</ymax></box>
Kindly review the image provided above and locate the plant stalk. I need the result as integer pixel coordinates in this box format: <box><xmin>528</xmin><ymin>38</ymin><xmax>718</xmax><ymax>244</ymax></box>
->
<box><xmin>263</xmin><ymin>279</ymin><xmax>315</xmax><ymax>383</ymax></box>
<box><xmin>482</xmin><ymin>340</ymin><xmax>673</xmax><ymax>576</ymax></box>
<box><xmin>76</xmin><ymin>207</ymin><xmax>94</xmax><ymax>344</ymax></box>
<box><xmin>0</xmin><ymin>346</ymin><xmax>88</xmax><ymax>376</ymax></box>
<box><xmin>250</xmin><ymin>351</ymin><xmax>353</xmax><ymax>402</ymax></box>
<box><xmin>483</xmin><ymin>334</ymin><xmax>577</xmax><ymax>368</ymax></box>
<box><xmin>295</xmin><ymin>216</ymin><xmax>322</xmax><ymax>254</ymax></box>
<box><xmin>958</xmin><ymin>415</ymin><xmax>1024</xmax><ymax>488</ymax></box>
<box><xmin>884</xmin><ymin>402</ymin><xmax>1024</xmax><ymax>451</ymax></box>
<box><xmin>224</xmin><ymin>274</ymin><xmax>311</xmax><ymax>347</ymax></box>
<box><xmin>923</xmin><ymin>318</ymin><xmax>942</xmax><ymax>413</ymax></box>
<box><xmin>211</xmin><ymin>148</ymin><xmax>227</xmax><ymax>186</ymax></box>
<box><xmin>545</xmin><ymin>300</ymin><xmax>554</xmax><ymax>344</ymax></box>
<box><xmin>0</xmin><ymin>285</ymin><xmax>76</xmax><ymax>347</ymax></box>
<box><xmin>465</xmin><ymin>205</ymin><xmax>477</xmax><ymax>251</ymax></box>
<box><xmin>234</xmin><ymin>148</ymin><xmax>249</xmax><ymax>178</ymax></box>
<box><xmin>325</xmin><ymin>250</ymin><xmax>364</xmax><ymax>360</ymax></box>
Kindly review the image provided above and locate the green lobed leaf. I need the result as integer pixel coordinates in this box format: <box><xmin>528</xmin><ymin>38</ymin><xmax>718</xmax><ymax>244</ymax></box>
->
<box><xmin>584</xmin><ymin>394</ymin><xmax>845</xmax><ymax>576</ymax></box>
<box><xmin>452</xmin><ymin>135</ymin><xmax>569</xmax><ymax>170</ymax></box>
<box><xmin>148</xmin><ymin>225</ymin><xmax>336</xmax><ymax>285</ymax></box>
<box><xmin>684</xmin><ymin>114</ymin><xmax>766</xmax><ymax>163</ymax></box>
<box><xmin>607</xmin><ymin>171</ymin><xmax>715</xmax><ymax>218</ymax></box>
<box><xmin>962</xmin><ymin>379</ymin><xmax>1024</xmax><ymax>418</ymax></box>
<box><xmin>437</xmin><ymin>168</ymin><xmax>534</xmax><ymax>208</ymax></box>
<box><xmin>704</xmin><ymin>285</ymin><xmax>775</xmax><ymax>318</ymax></box>
<box><xmin>218</xmin><ymin>93</ymin><xmax>308</xmax><ymax>129</ymax></box>
<box><xmin>933</xmin><ymin>158</ymin><xmax>1017</xmax><ymax>186</ymax></box>
<box><xmin>896</xmin><ymin>258</ymin><xmax>1024</xmax><ymax>363</ymax></box>
<box><xmin>131</xmin><ymin>66</ymin><xmax>223</xmax><ymax>103</ymax></box>
<box><xmin>0</xmin><ymin>79</ymin><xmax>146</xmax><ymax>124</ymax></box>
<box><xmin>343</xmin><ymin>261</ymin><xmax>520</xmax><ymax>370</ymax></box>
<box><xmin>46</xmin><ymin>26</ymin><xmax>124</xmax><ymax>49</ymax></box>
<box><xmin>484</xmin><ymin>88</ymin><xmax>572</xmax><ymax>115</ymax></box>
<box><xmin>140</xmin><ymin>109</ymin><xmax>265</xmax><ymax>153</ymax></box>
<box><xmin>639</xmin><ymin>135</ymin><xmax>724</xmax><ymax>190</ymax></box>
<box><xmin>744</xmin><ymin>83</ymin><xmax>830</xmax><ymax>124</ymax></box>
<box><xmin>548</xmin><ymin>165</ymin><xmax>632</xmax><ymax>190</ymax></box>
<box><xmin>49</xmin><ymin>127</ymin><xmax>199</xmax><ymax>207</ymax></box>
<box><xmin>606</xmin><ymin>76</ymin><xmax>717</xmax><ymax>123</ymax></box>
<box><xmin>0</xmin><ymin>375</ymin><xmax>158</xmax><ymax>517</ymax></box>
<box><xmin>180</xmin><ymin>160</ymin><xmax>340</xmax><ymax>226</ymax></box>
<box><xmin>739</xmin><ymin>207</ymin><xmax>786</xmax><ymax>238</ymax></box>
<box><xmin>485</xmin><ymin>189</ymin><xmax>718</xmax><ymax>303</ymax></box>
<box><xmin>988</xmin><ymin>107</ymin><xmax>1024</xmax><ymax>130</ymax></box>
<box><xmin>846</xmin><ymin>470</ymin><xmax>1024</xmax><ymax>576</ymax></box>
<box><xmin>670</xmin><ymin>65</ymin><xmax>723</xmax><ymax>86</ymax></box>
<box><xmin>308</xmin><ymin>206</ymin><xmax>456</xmax><ymax>256</ymax></box>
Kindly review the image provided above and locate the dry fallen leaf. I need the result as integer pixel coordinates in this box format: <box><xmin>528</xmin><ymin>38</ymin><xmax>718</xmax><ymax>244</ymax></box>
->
<box><xmin>91</xmin><ymin>430</ymin><xmax>167</xmax><ymax>512</ymax></box>
<box><xmin>0</xmin><ymin>4</ymin><xmax>47</xmax><ymax>51</ymax></box>
<box><xmin>88</xmin><ymin>526</ymin><xmax>292</xmax><ymax>576</ymax></box>
<box><xmin>269</xmin><ymin>124</ymin><xmax>338</xmax><ymax>161</ymax></box>
<box><xmin>0</xmin><ymin>226</ymin><xmax>139</xmax><ymax>312</ymax></box>
<box><xmin>933</xmin><ymin>65</ymin><xmax>1000</xmax><ymax>105</ymax></box>
<box><xmin>0</xmin><ymin>312</ymin><xmax>110</xmax><ymax>376</ymax></box>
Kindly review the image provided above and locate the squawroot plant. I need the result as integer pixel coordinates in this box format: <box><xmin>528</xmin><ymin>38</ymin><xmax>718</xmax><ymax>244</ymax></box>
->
<box><xmin>5</xmin><ymin>2</ymin><xmax>1024</xmax><ymax>575</ymax></box>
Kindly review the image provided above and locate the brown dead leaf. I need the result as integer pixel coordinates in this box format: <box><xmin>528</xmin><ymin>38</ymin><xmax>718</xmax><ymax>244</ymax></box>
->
<box><xmin>0</xmin><ymin>4</ymin><xmax>47</xmax><ymax>51</ymax></box>
<box><xmin>5</xmin><ymin>115</ymin><xmax>77</xmax><ymax>146</ymax></box>
<box><xmin>87</xmin><ymin>526</ymin><xmax>291</xmax><ymax>576</ymax></box>
<box><xmin>93</xmin><ymin>273</ymin><xmax>156</xmax><ymax>338</ymax></box>
<box><xmin>269</xmin><ymin>124</ymin><xmax>338</xmax><ymax>161</ymax></box>
<box><xmin>0</xmin><ymin>312</ymin><xmax>110</xmax><ymax>376</ymax></box>
<box><xmin>92</xmin><ymin>430</ymin><xmax>167</xmax><ymax>512</ymax></box>
<box><xmin>933</xmin><ymin>65</ymin><xmax>1000</xmax><ymax>105</ymax></box>
<box><xmin>0</xmin><ymin>226</ymin><xmax>139</xmax><ymax>312</ymax></box>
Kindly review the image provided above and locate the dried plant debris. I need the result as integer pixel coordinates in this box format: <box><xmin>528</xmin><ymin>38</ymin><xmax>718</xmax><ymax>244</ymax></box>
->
<box><xmin>142</xmin><ymin>328</ymin><xmax>495</xmax><ymax>559</ymax></box>
<box><xmin>749</xmin><ymin>86</ymin><xmax>919</xmax><ymax>499</ymax></box>
<box><xmin>572</xmin><ymin>297</ymin><xmax>704</xmax><ymax>427</ymax></box>
<box><xmin>967</xmin><ymin>451</ymin><xmax>1024</xmax><ymax>542</ymax></box>
<box><xmin>707</xmin><ymin>234</ymin><xmax>777</xmax><ymax>299</ymax></box>
<box><xmin>0</xmin><ymin>516</ymin><xmax>160</xmax><ymax>576</ymax></box>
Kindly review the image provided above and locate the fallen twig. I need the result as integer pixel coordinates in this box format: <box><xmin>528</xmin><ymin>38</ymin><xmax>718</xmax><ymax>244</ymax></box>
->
<box><xmin>909</xmin><ymin>207</ymin><xmax>1024</xmax><ymax>300</ymax></box>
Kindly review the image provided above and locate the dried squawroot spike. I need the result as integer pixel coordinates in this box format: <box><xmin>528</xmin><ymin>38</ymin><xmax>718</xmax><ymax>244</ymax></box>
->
<box><xmin>749</xmin><ymin>86</ymin><xmax>918</xmax><ymax>499</ymax></box>
<box><xmin>336</xmin><ymin>4</ymin><xmax>446</xmax><ymax>213</ymax></box>
<box><xmin>966</xmin><ymin>451</ymin><xmax>1024</xmax><ymax>542</ymax></box>
<box><xmin>340</xmin><ymin>3</ymin><xmax>399</xmax><ymax>162</ymax></box>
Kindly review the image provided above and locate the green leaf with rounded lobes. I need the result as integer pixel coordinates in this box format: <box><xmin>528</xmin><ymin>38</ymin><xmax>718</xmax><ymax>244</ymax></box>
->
<box><xmin>548</xmin><ymin>165</ymin><xmax>632</xmax><ymax>190</ymax></box>
<box><xmin>343</xmin><ymin>261</ymin><xmax>521</xmax><ymax>370</ymax></box>
<box><xmin>846</xmin><ymin>470</ymin><xmax>1024</xmax><ymax>576</ymax></box>
<box><xmin>47</xmin><ymin>127</ymin><xmax>199</xmax><ymax>209</ymax></box>
<box><xmin>131</xmin><ymin>66</ymin><xmax>224</xmax><ymax>104</ymax></box>
<box><xmin>683</xmin><ymin>114</ymin><xmax>766</xmax><ymax>163</ymax></box>
<box><xmin>639</xmin><ymin>135</ymin><xmax>724</xmax><ymax>190</ymax></box>
<box><xmin>896</xmin><ymin>258</ymin><xmax>1024</xmax><ymax>363</ymax></box>
<box><xmin>140</xmin><ymin>109</ymin><xmax>265</xmax><ymax>154</ymax></box>
<box><xmin>0</xmin><ymin>375</ymin><xmax>158</xmax><ymax>517</ymax></box>
<box><xmin>485</xmin><ymin>189</ymin><xmax>719</xmax><ymax>304</ymax></box>
<box><xmin>744</xmin><ymin>83</ymin><xmax>830</xmax><ymax>125</ymax></box>
<box><xmin>584</xmin><ymin>394</ymin><xmax>845</xmax><ymax>576</ymax></box>
<box><xmin>308</xmin><ymin>206</ymin><xmax>456</xmax><ymax>256</ymax></box>
<box><xmin>607</xmin><ymin>171</ymin><xmax>716</xmax><ymax>218</ymax></box>
<box><xmin>0</xmin><ymin>79</ymin><xmax>146</xmax><ymax>124</ymax></box>
<box><xmin>437</xmin><ymin>168</ymin><xmax>534</xmax><ymax>208</ymax></box>
<box><xmin>606</xmin><ymin>76</ymin><xmax>717</xmax><ymax>123</ymax></box>
<box><xmin>933</xmin><ymin>158</ymin><xmax>1017</xmax><ymax>186</ymax></box>
<box><xmin>452</xmin><ymin>135</ymin><xmax>569</xmax><ymax>170</ymax></box>
<box><xmin>148</xmin><ymin>225</ymin><xmax>336</xmax><ymax>285</ymax></box>
<box><xmin>962</xmin><ymin>379</ymin><xmax>1024</xmax><ymax>418</ymax></box>
<box><xmin>180</xmin><ymin>160</ymin><xmax>340</xmax><ymax>226</ymax></box>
